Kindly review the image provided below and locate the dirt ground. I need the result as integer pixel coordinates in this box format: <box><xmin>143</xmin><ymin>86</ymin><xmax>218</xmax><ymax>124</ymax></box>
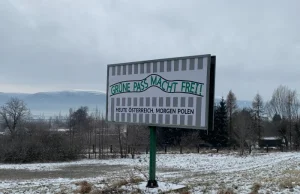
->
<box><xmin>0</xmin><ymin>164</ymin><xmax>130</xmax><ymax>180</ymax></box>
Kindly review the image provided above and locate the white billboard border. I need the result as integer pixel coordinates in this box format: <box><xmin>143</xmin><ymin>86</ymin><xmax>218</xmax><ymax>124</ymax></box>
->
<box><xmin>106</xmin><ymin>54</ymin><xmax>215</xmax><ymax>130</ymax></box>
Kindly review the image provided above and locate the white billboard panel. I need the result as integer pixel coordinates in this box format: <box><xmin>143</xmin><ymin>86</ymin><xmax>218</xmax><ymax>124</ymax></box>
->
<box><xmin>106</xmin><ymin>54</ymin><xmax>215</xmax><ymax>130</ymax></box>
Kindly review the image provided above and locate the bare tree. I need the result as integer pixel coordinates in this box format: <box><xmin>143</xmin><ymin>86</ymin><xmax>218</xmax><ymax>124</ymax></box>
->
<box><xmin>0</xmin><ymin>98</ymin><xmax>30</xmax><ymax>139</ymax></box>
<box><xmin>116</xmin><ymin>124</ymin><xmax>125</xmax><ymax>158</ymax></box>
<box><xmin>99</xmin><ymin>114</ymin><xmax>106</xmax><ymax>159</ymax></box>
<box><xmin>278</xmin><ymin>118</ymin><xmax>289</xmax><ymax>148</ymax></box>
<box><xmin>293</xmin><ymin>122</ymin><xmax>300</xmax><ymax>149</ymax></box>
<box><xmin>226</xmin><ymin>90</ymin><xmax>238</xmax><ymax>145</ymax></box>
<box><xmin>234</xmin><ymin>108</ymin><xmax>253</xmax><ymax>155</ymax></box>
<box><xmin>265</xmin><ymin>85</ymin><xmax>299</xmax><ymax>149</ymax></box>
<box><xmin>265</xmin><ymin>85</ymin><xmax>290</xmax><ymax>119</ymax></box>
<box><xmin>286</xmin><ymin>89</ymin><xmax>299</xmax><ymax>149</ymax></box>
<box><xmin>68</xmin><ymin>106</ymin><xmax>91</xmax><ymax>154</ymax></box>
<box><xmin>67</xmin><ymin>108</ymin><xmax>75</xmax><ymax>147</ymax></box>
<box><xmin>180</xmin><ymin>131</ymin><xmax>201</xmax><ymax>151</ymax></box>
<box><xmin>252</xmin><ymin>93</ymin><xmax>264</xmax><ymax>140</ymax></box>
<box><xmin>126</xmin><ymin>124</ymin><xmax>149</xmax><ymax>158</ymax></box>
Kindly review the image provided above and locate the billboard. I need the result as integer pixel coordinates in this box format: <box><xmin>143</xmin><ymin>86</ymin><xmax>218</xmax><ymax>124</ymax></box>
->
<box><xmin>106</xmin><ymin>54</ymin><xmax>215</xmax><ymax>130</ymax></box>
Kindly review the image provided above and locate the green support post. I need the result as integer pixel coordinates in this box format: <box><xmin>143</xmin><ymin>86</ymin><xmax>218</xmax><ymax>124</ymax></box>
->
<box><xmin>146</xmin><ymin>126</ymin><xmax>158</xmax><ymax>188</ymax></box>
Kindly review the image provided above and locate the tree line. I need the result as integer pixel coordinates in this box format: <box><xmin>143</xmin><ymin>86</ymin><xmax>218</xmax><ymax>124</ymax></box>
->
<box><xmin>1</xmin><ymin>84</ymin><xmax>300</xmax><ymax>162</ymax></box>
<box><xmin>0</xmin><ymin>98</ymin><xmax>149</xmax><ymax>163</ymax></box>
<box><xmin>152</xmin><ymin>85</ymin><xmax>300</xmax><ymax>155</ymax></box>
<box><xmin>204</xmin><ymin>85</ymin><xmax>300</xmax><ymax>155</ymax></box>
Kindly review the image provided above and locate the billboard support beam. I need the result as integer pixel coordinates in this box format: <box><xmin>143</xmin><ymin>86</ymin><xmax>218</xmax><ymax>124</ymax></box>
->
<box><xmin>208</xmin><ymin>56</ymin><xmax>216</xmax><ymax>133</ymax></box>
<box><xmin>146</xmin><ymin>126</ymin><xmax>158</xmax><ymax>188</ymax></box>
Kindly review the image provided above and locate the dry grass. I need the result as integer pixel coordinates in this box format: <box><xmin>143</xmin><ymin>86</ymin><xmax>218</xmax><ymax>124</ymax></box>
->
<box><xmin>90</xmin><ymin>179</ymin><xmax>127</xmax><ymax>194</ymax></box>
<box><xmin>90</xmin><ymin>176</ymin><xmax>144</xmax><ymax>194</ymax></box>
<box><xmin>201</xmin><ymin>182</ymin><xmax>211</xmax><ymax>193</ymax></box>
<box><xmin>178</xmin><ymin>190</ymin><xmax>192</xmax><ymax>194</ymax></box>
<box><xmin>282</xmin><ymin>169</ymin><xmax>300</xmax><ymax>175</ymax></box>
<box><xmin>278</xmin><ymin>169</ymin><xmax>300</xmax><ymax>189</ymax></box>
<box><xmin>250</xmin><ymin>182</ymin><xmax>261</xmax><ymax>194</ymax></box>
<box><xmin>133</xmin><ymin>166</ymin><xmax>148</xmax><ymax>180</ymax></box>
<box><xmin>177</xmin><ymin>187</ymin><xmax>191</xmax><ymax>194</ymax></box>
<box><xmin>111</xmin><ymin>179</ymin><xmax>129</xmax><ymax>188</ymax></box>
<box><xmin>91</xmin><ymin>188</ymin><xmax>125</xmax><ymax>194</ymax></box>
<box><xmin>217</xmin><ymin>188</ymin><xmax>235</xmax><ymax>194</ymax></box>
<box><xmin>279</xmin><ymin>178</ymin><xmax>294</xmax><ymax>189</ymax></box>
<box><xmin>129</xmin><ymin>176</ymin><xmax>144</xmax><ymax>184</ymax></box>
<box><xmin>75</xmin><ymin>181</ymin><xmax>92</xmax><ymax>194</ymax></box>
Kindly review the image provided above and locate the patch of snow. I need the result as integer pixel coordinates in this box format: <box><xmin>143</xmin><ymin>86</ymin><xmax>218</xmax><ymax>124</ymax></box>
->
<box><xmin>0</xmin><ymin>152</ymin><xmax>297</xmax><ymax>173</ymax></box>
<box><xmin>135</xmin><ymin>182</ymin><xmax>186</xmax><ymax>193</ymax></box>
<box><xmin>1</xmin><ymin>152</ymin><xmax>300</xmax><ymax>193</ymax></box>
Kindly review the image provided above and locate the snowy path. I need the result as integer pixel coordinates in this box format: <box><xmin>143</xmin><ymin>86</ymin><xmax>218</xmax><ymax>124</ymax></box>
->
<box><xmin>1</xmin><ymin>151</ymin><xmax>300</xmax><ymax>193</ymax></box>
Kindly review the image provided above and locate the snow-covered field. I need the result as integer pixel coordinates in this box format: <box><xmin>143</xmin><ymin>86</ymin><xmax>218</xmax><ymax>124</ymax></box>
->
<box><xmin>1</xmin><ymin>151</ymin><xmax>300</xmax><ymax>193</ymax></box>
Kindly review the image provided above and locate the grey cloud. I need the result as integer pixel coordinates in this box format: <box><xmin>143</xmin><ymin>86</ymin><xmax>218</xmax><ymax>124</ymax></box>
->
<box><xmin>0</xmin><ymin>0</ymin><xmax>300</xmax><ymax>100</ymax></box>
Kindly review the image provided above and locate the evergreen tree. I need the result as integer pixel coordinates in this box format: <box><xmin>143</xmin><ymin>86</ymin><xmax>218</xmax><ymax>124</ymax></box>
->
<box><xmin>273</xmin><ymin>113</ymin><xmax>281</xmax><ymax>123</ymax></box>
<box><xmin>157</xmin><ymin>127</ymin><xmax>189</xmax><ymax>146</ymax></box>
<box><xmin>252</xmin><ymin>93</ymin><xmax>264</xmax><ymax>140</ymax></box>
<box><xmin>226</xmin><ymin>90</ymin><xmax>238</xmax><ymax>145</ymax></box>
<box><xmin>211</xmin><ymin>97</ymin><xmax>229</xmax><ymax>147</ymax></box>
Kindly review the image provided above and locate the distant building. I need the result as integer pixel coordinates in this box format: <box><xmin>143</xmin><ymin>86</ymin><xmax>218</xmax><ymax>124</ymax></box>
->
<box><xmin>0</xmin><ymin>126</ymin><xmax>4</xmax><ymax>134</ymax></box>
<box><xmin>0</xmin><ymin>127</ymin><xmax>10</xmax><ymax>136</ymax></box>
<box><xmin>259</xmin><ymin>137</ymin><xmax>283</xmax><ymax>148</ymax></box>
<box><xmin>49</xmin><ymin>128</ymin><xmax>70</xmax><ymax>133</ymax></box>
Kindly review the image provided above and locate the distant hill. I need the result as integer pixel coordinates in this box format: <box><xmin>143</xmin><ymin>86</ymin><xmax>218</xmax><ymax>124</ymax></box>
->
<box><xmin>0</xmin><ymin>91</ymin><xmax>252</xmax><ymax>118</ymax></box>
<box><xmin>0</xmin><ymin>90</ymin><xmax>106</xmax><ymax>117</ymax></box>
<box><xmin>214</xmin><ymin>98</ymin><xmax>252</xmax><ymax>109</ymax></box>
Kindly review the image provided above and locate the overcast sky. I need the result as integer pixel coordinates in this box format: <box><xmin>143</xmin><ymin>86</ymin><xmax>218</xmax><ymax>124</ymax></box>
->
<box><xmin>1</xmin><ymin>0</ymin><xmax>300</xmax><ymax>101</ymax></box>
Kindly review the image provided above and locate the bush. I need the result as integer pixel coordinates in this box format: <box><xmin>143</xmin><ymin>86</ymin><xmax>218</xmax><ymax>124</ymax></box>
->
<box><xmin>75</xmin><ymin>181</ymin><xmax>92</xmax><ymax>194</ymax></box>
<box><xmin>0</xmin><ymin>130</ymin><xmax>83</xmax><ymax>163</ymax></box>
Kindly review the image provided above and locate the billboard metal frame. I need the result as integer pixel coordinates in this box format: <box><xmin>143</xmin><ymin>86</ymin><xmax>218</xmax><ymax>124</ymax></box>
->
<box><xmin>106</xmin><ymin>54</ymin><xmax>215</xmax><ymax>131</ymax></box>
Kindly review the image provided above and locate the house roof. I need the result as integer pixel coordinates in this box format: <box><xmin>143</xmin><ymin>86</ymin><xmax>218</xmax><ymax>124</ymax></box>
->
<box><xmin>261</xmin><ymin>137</ymin><xmax>281</xmax><ymax>140</ymax></box>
